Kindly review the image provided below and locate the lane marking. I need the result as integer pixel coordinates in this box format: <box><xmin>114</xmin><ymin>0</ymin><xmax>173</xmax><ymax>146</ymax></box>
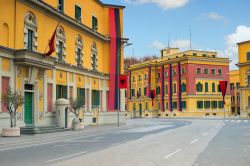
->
<box><xmin>111</xmin><ymin>141</ymin><xmax>127</xmax><ymax>146</ymax></box>
<box><xmin>64</xmin><ymin>140</ymin><xmax>99</xmax><ymax>143</ymax></box>
<box><xmin>190</xmin><ymin>138</ymin><xmax>199</xmax><ymax>144</ymax></box>
<box><xmin>231</xmin><ymin>120</ymin><xmax>235</xmax><ymax>122</ymax></box>
<box><xmin>93</xmin><ymin>137</ymin><xmax>105</xmax><ymax>140</ymax></box>
<box><xmin>164</xmin><ymin>149</ymin><xmax>182</xmax><ymax>159</ymax></box>
<box><xmin>236</xmin><ymin>120</ymin><xmax>242</xmax><ymax>123</ymax></box>
<box><xmin>46</xmin><ymin>151</ymin><xmax>87</xmax><ymax>163</ymax></box>
<box><xmin>225</xmin><ymin>120</ymin><xmax>229</xmax><ymax>122</ymax></box>
<box><xmin>244</xmin><ymin>120</ymin><xmax>248</xmax><ymax>123</ymax></box>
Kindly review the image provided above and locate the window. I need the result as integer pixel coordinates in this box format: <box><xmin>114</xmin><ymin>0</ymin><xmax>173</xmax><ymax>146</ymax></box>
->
<box><xmin>205</xmin><ymin>82</ymin><xmax>209</xmax><ymax>92</ymax></box>
<box><xmin>92</xmin><ymin>16</ymin><xmax>98</xmax><ymax>31</ymax></box>
<box><xmin>58</xmin><ymin>0</ymin><xmax>64</xmax><ymax>12</ymax></box>
<box><xmin>24</xmin><ymin>12</ymin><xmax>37</xmax><ymax>51</ymax></box>
<box><xmin>173</xmin><ymin>102</ymin><xmax>177</xmax><ymax>109</ymax></box>
<box><xmin>202</xmin><ymin>54</ymin><xmax>206</xmax><ymax>57</ymax></box>
<box><xmin>132</xmin><ymin>76</ymin><xmax>135</xmax><ymax>82</ymax></box>
<box><xmin>204</xmin><ymin>101</ymin><xmax>210</xmax><ymax>108</ymax></box>
<box><xmin>218</xmin><ymin>69</ymin><xmax>222</xmax><ymax>75</ymax></box>
<box><xmin>211</xmin><ymin>101</ymin><xmax>217</xmax><ymax>108</ymax></box>
<box><xmin>212</xmin><ymin>55</ymin><xmax>216</xmax><ymax>58</ymax></box>
<box><xmin>174</xmin><ymin>83</ymin><xmax>176</xmax><ymax>93</ymax></box>
<box><xmin>231</xmin><ymin>96</ymin><xmax>235</xmax><ymax>102</ymax></box>
<box><xmin>247</xmin><ymin>52</ymin><xmax>250</xmax><ymax>61</ymax></box>
<box><xmin>211</xmin><ymin>69</ymin><xmax>216</xmax><ymax>74</ymax></box>
<box><xmin>236</xmin><ymin>83</ymin><xmax>240</xmax><ymax>90</ymax></box>
<box><xmin>157</xmin><ymin>73</ymin><xmax>160</xmax><ymax>78</ymax></box>
<box><xmin>204</xmin><ymin>68</ymin><xmax>208</xmax><ymax>74</ymax></box>
<box><xmin>164</xmin><ymin>71</ymin><xmax>168</xmax><ymax>77</ymax></box>
<box><xmin>75</xmin><ymin>35</ymin><xmax>83</xmax><ymax>66</ymax></box>
<box><xmin>165</xmin><ymin>84</ymin><xmax>168</xmax><ymax>94</ymax></box>
<box><xmin>248</xmin><ymin>96</ymin><xmax>250</xmax><ymax>106</ymax></box>
<box><xmin>138</xmin><ymin>75</ymin><xmax>142</xmax><ymax>81</ymax></box>
<box><xmin>173</xmin><ymin>70</ymin><xmax>176</xmax><ymax>76</ymax></box>
<box><xmin>144</xmin><ymin>87</ymin><xmax>147</xmax><ymax>96</ymax></box>
<box><xmin>145</xmin><ymin>102</ymin><xmax>148</xmax><ymax>110</ymax></box>
<box><xmin>193</xmin><ymin>53</ymin><xmax>197</xmax><ymax>56</ymax></box>
<box><xmin>196</xmin><ymin>68</ymin><xmax>201</xmax><ymax>74</ymax></box>
<box><xmin>218</xmin><ymin>101</ymin><xmax>224</xmax><ymax>108</ymax></box>
<box><xmin>27</xmin><ymin>29</ymin><xmax>33</xmax><ymax>51</ymax></box>
<box><xmin>165</xmin><ymin>102</ymin><xmax>168</xmax><ymax>110</ymax></box>
<box><xmin>144</xmin><ymin>74</ymin><xmax>148</xmax><ymax>80</ymax></box>
<box><xmin>230</xmin><ymin>83</ymin><xmax>234</xmax><ymax>90</ymax></box>
<box><xmin>91</xmin><ymin>42</ymin><xmax>98</xmax><ymax>70</ymax></box>
<box><xmin>1</xmin><ymin>77</ymin><xmax>9</xmax><ymax>112</ymax></box>
<box><xmin>181</xmin><ymin>101</ymin><xmax>186</xmax><ymax>109</ymax></box>
<box><xmin>92</xmin><ymin>90</ymin><xmax>100</xmax><ymax>107</ymax></box>
<box><xmin>218</xmin><ymin>85</ymin><xmax>221</xmax><ymax>92</ymax></box>
<box><xmin>133</xmin><ymin>103</ymin><xmax>136</xmax><ymax>110</ymax></box>
<box><xmin>77</xmin><ymin>88</ymin><xmax>85</xmax><ymax>107</ymax></box>
<box><xmin>197</xmin><ymin>101</ymin><xmax>203</xmax><ymax>109</ymax></box>
<box><xmin>212</xmin><ymin>83</ymin><xmax>216</xmax><ymax>92</ymax></box>
<box><xmin>131</xmin><ymin>89</ymin><xmax>135</xmax><ymax>96</ymax></box>
<box><xmin>138</xmin><ymin>88</ymin><xmax>141</xmax><ymax>96</ymax></box>
<box><xmin>75</xmin><ymin>5</ymin><xmax>81</xmax><ymax>22</ymax></box>
<box><xmin>181</xmin><ymin>68</ymin><xmax>185</xmax><ymax>74</ymax></box>
<box><xmin>181</xmin><ymin>83</ymin><xmax>186</xmax><ymax>92</ymax></box>
<box><xmin>58</xmin><ymin>41</ymin><xmax>63</xmax><ymax>61</ymax></box>
<box><xmin>248</xmin><ymin>75</ymin><xmax>250</xmax><ymax>85</ymax></box>
<box><xmin>56</xmin><ymin>85</ymin><xmax>67</xmax><ymax>99</ymax></box>
<box><xmin>156</xmin><ymin>86</ymin><xmax>160</xmax><ymax>94</ymax></box>
<box><xmin>196</xmin><ymin>82</ymin><xmax>203</xmax><ymax>92</ymax></box>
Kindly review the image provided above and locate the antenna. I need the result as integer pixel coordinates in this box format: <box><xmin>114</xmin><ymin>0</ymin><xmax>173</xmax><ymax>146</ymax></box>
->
<box><xmin>189</xmin><ymin>28</ymin><xmax>192</xmax><ymax>50</ymax></box>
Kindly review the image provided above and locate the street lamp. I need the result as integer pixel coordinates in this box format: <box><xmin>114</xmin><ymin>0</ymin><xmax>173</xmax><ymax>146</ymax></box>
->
<box><xmin>117</xmin><ymin>42</ymin><xmax>133</xmax><ymax>127</ymax></box>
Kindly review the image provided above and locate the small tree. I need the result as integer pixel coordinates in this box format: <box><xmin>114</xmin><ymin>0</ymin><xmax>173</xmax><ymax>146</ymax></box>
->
<box><xmin>1</xmin><ymin>88</ymin><xmax>25</xmax><ymax>128</ymax></box>
<box><xmin>68</xmin><ymin>98</ymin><xmax>83</xmax><ymax>119</ymax></box>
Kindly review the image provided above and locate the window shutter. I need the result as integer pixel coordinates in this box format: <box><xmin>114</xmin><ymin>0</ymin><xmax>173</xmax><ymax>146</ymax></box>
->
<box><xmin>56</xmin><ymin>85</ymin><xmax>60</xmax><ymax>99</ymax></box>
<box><xmin>63</xmin><ymin>86</ymin><xmax>67</xmax><ymax>99</ymax></box>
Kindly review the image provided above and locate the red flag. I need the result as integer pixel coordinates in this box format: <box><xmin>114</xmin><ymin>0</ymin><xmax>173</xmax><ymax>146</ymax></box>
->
<box><xmin>44</xmin><ymin>29</ymin><xmax>56</xmax><ymax>56</ymax></box>
<box><xmin>150</xmin><ymin>90</ymin><xmax>156</xmax><ymax>106</ymax></box>
<box><xmin>219</xmin><ymin>81</ymin><xmax>228</xmax><ymax>104</ymax></box>
<box><xmin>119</xmin><ymin>75</ymin><xmax>127</xmax><ymax>89</ymax></box>
<box><xmin>137</xmin><ymin>90</ymin><xmax>141</xmax><ymax>98</ymax></box>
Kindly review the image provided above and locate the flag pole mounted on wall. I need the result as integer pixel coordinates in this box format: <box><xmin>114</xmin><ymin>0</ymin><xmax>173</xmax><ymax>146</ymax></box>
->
<box><xmin>219</xmin><ymin>81</ymin><xmax>228</xmax><ymax>119</ymax></box>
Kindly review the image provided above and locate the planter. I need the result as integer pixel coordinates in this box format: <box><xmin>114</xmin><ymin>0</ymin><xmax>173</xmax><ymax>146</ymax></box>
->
<box><xmin>79</xmin><ymin>122</ymin><xmax>84</xmax><ymax>129</ymax></box>
<box><xmin>72</xmin><ymin>118</ymin><xmax>80</xmax><ymax>131</ymax></box>
<box><xmin>2</xmin><ymin>127</ymin><xmax>20</xmax><ymax>137</ymax></box>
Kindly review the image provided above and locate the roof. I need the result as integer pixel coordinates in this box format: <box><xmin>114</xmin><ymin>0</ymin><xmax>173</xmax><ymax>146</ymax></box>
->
<box><xmin>237</xmin><ymin>40</ymin><xmax>250</xmax><ymax>45</ymax></box>
<box><xmin>94</xmin><ymin>0</ymin><xmax>126</xmax><ymax>9</ymax></box>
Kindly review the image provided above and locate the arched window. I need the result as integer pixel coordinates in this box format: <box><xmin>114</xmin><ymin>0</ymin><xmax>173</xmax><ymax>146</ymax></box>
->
<box><xmin>143</xmin><ymin>87</ymin><xmax>147</xmax><ymax>96</ymax></box>
<box><xmin>165</xmin><ymin>84</ymin><xmax>168</xmax><ymax>94</ymax></box>
<box><xmin>75</xmin><ymin>35</ymin><xmax>83</xmax><ymax>67</ymax></box>
<box><xmin>196</xmin><ymin>82</ymin><xmax>203</xmax><ymax>92</ymax></box>
<box><xmin>91</xmin><ymin>42</ymin><xmax>98</xmax><ymax>70</ymax></box>
<box><xmin>205</xmin><ymin>82</ymin><xmax>209</xmax><ymax>92</ymax></box>
<box><xmin>181</xmin><ymin>82</ymin><xmax>186</xmax><ymax>92</ymax></box>
<box><xmin>24</xmin><ymin>12</ymin><xmax>37</xmax><ymax>51</ymax></box>
<box><xmin>2</xmin><ymin>23</ymin><xmax>9</xmax><ymax>47</ymax></box>
<box><xmin>56</xmin><ymin>26</ymin><xmax>66</xmax><ymax>62</ymax></box>
<box><xmin>212</xmin><ymin>83</ymin><xmax>216</xmax><ymax>92</ymax></box>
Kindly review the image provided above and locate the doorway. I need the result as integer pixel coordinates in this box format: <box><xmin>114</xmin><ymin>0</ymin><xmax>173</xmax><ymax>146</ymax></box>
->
<box><xmin>24</xmin><ymin>92</ymin><xmax>33</xmax><ymax>124</ymax></box>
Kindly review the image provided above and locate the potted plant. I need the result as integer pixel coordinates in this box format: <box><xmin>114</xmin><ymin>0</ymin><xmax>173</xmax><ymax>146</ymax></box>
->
<box><xmin>68</xmin><ymin>98</ymin><xmax>84</xmax><ymax>130</ymax></box>
<box><xmin>1</xmin><ymin>88</ymin><xmax>25</xmax><ymax>137</ymax></box>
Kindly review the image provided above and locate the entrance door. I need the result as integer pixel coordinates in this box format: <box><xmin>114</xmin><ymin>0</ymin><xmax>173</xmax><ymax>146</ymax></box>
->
<box><xmin>139</xmin><ymin>104</ymin><xmax>142</xmax><ymax>117</ymax></box>
<box><xmin>25</xmin><ymin>92</ymin><xmax>33</xmax><ymax>124</ymax></box>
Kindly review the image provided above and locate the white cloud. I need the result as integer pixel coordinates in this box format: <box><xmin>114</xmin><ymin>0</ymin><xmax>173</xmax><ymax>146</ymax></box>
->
<box><xmin>221</xmin><ymin>25</ymin><xmax>250</xmax><ymax>69</ymax></box>
<box><xmin>152</xmin><ymin>40</ymin><xmax>167</xmax><ymax>50</ymax></box>
<box><xmin>202</xmin><ymin>12</ymin><xmax>224</xmax><ymax>20</ymax></box>
<box><xmin>170</xmin><ymin>39</ymin><xmax>190</xmax><ymax>50</ymax></box>
<box><xmin>124</xmin><ymin>0</ymin><xmax>189</xmax><ymax>9</ymax></box>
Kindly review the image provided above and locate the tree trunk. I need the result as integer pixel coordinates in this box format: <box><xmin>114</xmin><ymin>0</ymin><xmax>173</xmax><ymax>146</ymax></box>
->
<box><xmin>10</xmin><ymin>115</ymin><xmax>13</xmax><ymax>128</ymax></box>
<box><xmin>14</xmin><ymin>114</ymin><xmax>16</xmax><ymax>127</ymax></box>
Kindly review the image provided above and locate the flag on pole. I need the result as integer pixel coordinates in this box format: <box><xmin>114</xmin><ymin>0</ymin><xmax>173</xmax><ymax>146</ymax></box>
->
<box><xmin>219</xmin><ymin>81</ymin><xmax>228</xmax><ymax>104</ymax></box>
<box><xmin>119</xmin><ymin>74</ymin><xmax>127</xmax><ymax>89</ymax></box>
<box><xmin>150</xmin><ymin>90</ymin><xmax>156</xmax><ymax>106</ymax></box>
<box><xmin>44</xmin><ymin>29</ymin><xmax>56</xmax><ymax>56</ymax></box>
<box><xmin>137</xmin><ymin>90</ymin><xmax>141</xmax><ymax>98</ymax></box>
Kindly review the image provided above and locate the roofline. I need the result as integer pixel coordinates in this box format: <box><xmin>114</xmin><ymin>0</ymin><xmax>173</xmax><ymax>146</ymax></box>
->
<box><xmin>237</xmin><ymin>40</ymin><xmax>250</xmax><ymax>45</ymax></box>
<box><xmin>94</xmin><ymin>0</ymin><xmax>126</xmax><ymax>9</ymax></box>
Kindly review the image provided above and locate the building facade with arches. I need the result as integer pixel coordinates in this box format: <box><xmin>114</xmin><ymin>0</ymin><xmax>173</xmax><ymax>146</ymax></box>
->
<box><xmin>0</xmin><ymin>0</ymin><xmax>128</xmax><ymax>132</ymax></box>
<box><xmin>126</xmin><ymin>48</ymin><xmax>231</xmax><ymax>118</ymax></box>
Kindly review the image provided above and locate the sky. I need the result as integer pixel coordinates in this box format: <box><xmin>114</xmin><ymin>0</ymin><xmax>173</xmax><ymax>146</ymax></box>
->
<box><xmin>102</xmin><ymin>0</ymin><xmax>250</xmax><ymax>69</ymax></box>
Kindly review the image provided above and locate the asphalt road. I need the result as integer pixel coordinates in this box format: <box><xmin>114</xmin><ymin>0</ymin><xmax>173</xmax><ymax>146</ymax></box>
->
<box><xmin>0</xmin><ymin>118</ymin><xmax>249</xmax><ymax>166</ymax></box>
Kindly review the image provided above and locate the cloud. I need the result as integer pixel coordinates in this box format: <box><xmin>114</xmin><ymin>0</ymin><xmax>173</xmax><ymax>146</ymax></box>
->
<box><xmin>124</xmin><ymin>0</ymin><xmax>189</xmax><ymax>9</ymax></box>
<box><xmin>221</xmin><ymin>25</ymin><xmax>250</xmax><ymax>69</ymax></box>
<box><xmin>202</xmin><ymin>12</ymin><xmax>224</xmax><ymax>20</ymax></box>
<box><xmin>151</xmin><ymin>39</ymin><xmax>191</xmax><ymax>51</ymax></box>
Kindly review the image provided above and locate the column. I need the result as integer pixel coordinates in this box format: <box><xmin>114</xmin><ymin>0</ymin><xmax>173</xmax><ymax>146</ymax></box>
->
<box><xmin>177</xmin><ymin>62</ymin><xmax>182</xmax><ymax>112</ymax></box>
<box><xmin>168</xmin><ymin>64</ymin><xmax>173</xmax><ymax>111</ymax></box>
<box><xmin>160</xmin><ymin>65</ymin><xmax>165</xmax><ymax>112</ymax></box>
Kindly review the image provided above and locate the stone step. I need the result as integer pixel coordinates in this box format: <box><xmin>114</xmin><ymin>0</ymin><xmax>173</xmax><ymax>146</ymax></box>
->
<box><xmin>20</xmin><ymin>125</ymin><xmax>70</xmax><ymax>134</ymax></box>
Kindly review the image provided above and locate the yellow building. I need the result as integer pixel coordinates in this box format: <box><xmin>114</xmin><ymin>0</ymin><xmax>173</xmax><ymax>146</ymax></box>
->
<box><xmin>229</xmin><ymin>70</ymin><xmax>240</xmax><ymax>116</ymax></box>
<box><xmin>126</xmin><ymin>48</ymin><xmax>231</xmax><ymax>118</ymax></box>
<box><xmin>0</xmin><ymin>0</ymin><xmax>128</xmax><ymax>132</ymax></box>
<box><xmin>237</xmin><ymin>40</ymin><xmax>250</xmax><ymax>118</ymax></box>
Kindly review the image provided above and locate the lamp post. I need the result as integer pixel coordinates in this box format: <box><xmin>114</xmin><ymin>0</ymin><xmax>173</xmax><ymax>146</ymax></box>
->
<box><xmin>117</xmin><ymin>42</ymin><xmax>133</xmax><ymax>127</ymax></box>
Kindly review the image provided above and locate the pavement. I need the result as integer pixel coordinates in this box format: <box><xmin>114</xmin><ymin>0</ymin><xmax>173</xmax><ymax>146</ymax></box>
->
<box><xmin>0</xmin><ymin>118</ymin><xmax>250</xmax><ymax>166</ymax></box>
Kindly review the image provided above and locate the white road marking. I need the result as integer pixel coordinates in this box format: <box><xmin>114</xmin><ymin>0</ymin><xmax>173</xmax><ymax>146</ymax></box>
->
<box><xmin>231</xmin><ymin>120</ymin><xmax>235</xmax><ymax>122</ymax></box>
<box><xmin>164</xmin><ymin>149</ymin><xmax>182</xmax><ymax>159</ymax></box>
<box><xmin>202</xmin><ymin>132</ymin><xmax>209</xmax><ymax>136</ymax></box>
<box><xmin>64</xmin><ymin>140</ymin><xmax>99</xmax><ymax>143</ymax></box>
<box><xmin>244</xmin><ymin>120</ymin><xmax>248</xmax><ymax>123</ymax></box>
<box><xmin>190</xmin><ymin>138</ymin><xmax>199</xmax><ymax>144</ymax></box>
<box><xmin>111</xmin><ymin>141</ymin><xmax>127</xmax><ymax>146</ymax></box>
<box><xmin>46</xmin><ymin>151</ymin><xmax>87</xmax><ymax>163</ymax></box>
<box><xmin>93</xmin><ymin>137</ymin><xmax>105</xmax><ymax>140</ymax></box>
<box><xmin>225</xmin><ymin>120</ymin><xmax>229</xmax><ymax>122</ymax></box>
<box><xmin>236</xmin><ymin>120</ymin><xmax>242</xmax><ymax>123</ymax></box>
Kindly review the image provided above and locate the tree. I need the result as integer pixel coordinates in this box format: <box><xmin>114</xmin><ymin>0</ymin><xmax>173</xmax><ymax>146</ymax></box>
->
<box><xmin>1</xmin><ymin>88</ymin><xmax>25</xmax><ymax>128</ymax></box>
<box><xmin>68</xmin><ymin>98</ymin><xmax>82</xmax><ymax>119</ymax></box>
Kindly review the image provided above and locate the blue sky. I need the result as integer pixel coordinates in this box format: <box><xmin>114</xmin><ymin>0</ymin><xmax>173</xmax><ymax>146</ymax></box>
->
<box><xmin>102</xmin><ymin>0</ymin><xmax>250</xmax><ymax>69</ymax></box>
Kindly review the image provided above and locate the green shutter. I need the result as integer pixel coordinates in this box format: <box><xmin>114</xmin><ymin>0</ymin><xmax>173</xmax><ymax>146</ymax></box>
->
<box><xmin>56</xmin><ymin>85</ymin><xmax>60</xmax><ymax>99</ymax></box>
<box><xmin>63</xmin><ymin>86</ymin><xmax>67</xmax><ymax>99</ymax></box>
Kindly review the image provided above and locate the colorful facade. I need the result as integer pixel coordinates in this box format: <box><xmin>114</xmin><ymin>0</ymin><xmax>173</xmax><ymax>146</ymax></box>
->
<box><xmin>229</xmin><ymin>70</ymin><xmax>240</xmax><ymax>116</ymax></box>
<box><xmin>237</xmin><ymin>40</ymin><xmax>250</xmax><ymax>118</ymax></box>
<box><xmin>126</xmin><ymin>48</ymin><xmax>231</xmax><ymax>118</ymax></box>
<box><xmin>0</xmin><ymin>0</ymin><xmax>128</xmax><ymax>132</ymax></box>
